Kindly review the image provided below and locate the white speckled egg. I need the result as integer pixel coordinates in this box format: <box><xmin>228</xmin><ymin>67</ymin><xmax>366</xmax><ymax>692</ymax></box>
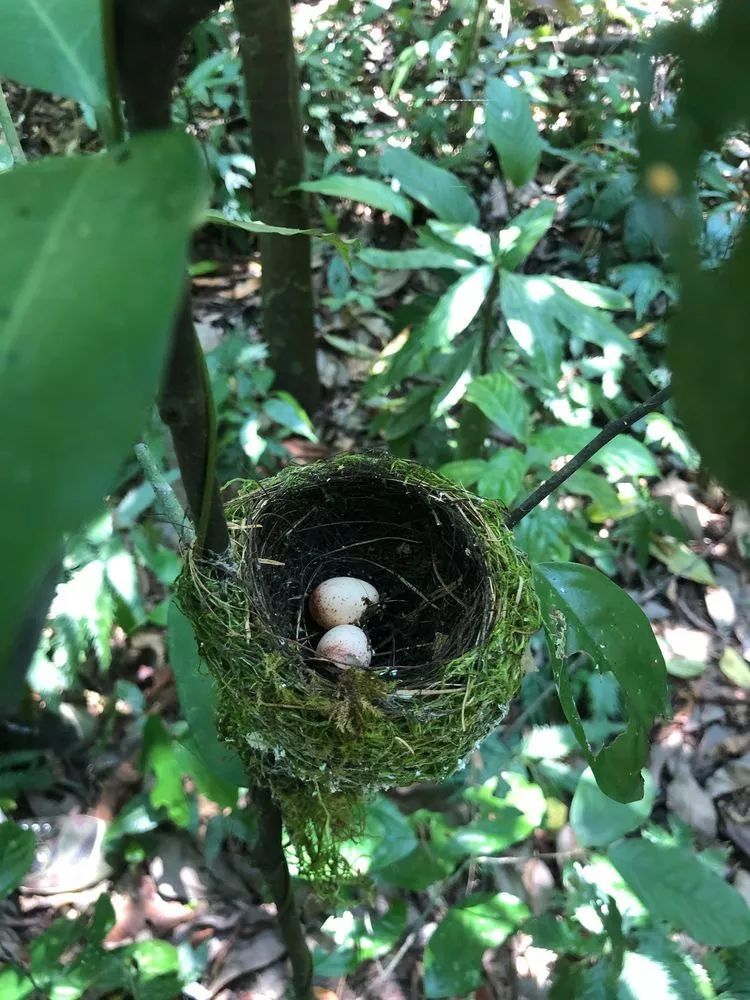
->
<box><xmin>316</xmin><ymin>625</ymin><xmax>373</xmax><ymax>668</ymax></box>
<box><xmin>308</xmin><ymin>576</ymin><xmax>379</xmax><ymax>629</ymax></box>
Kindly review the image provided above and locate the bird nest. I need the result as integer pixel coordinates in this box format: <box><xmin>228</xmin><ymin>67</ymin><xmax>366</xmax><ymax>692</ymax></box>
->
<box><xmin>176</xmin><ymin>454</ymin><xmax>540</xmax><ymax>886</ymax></box>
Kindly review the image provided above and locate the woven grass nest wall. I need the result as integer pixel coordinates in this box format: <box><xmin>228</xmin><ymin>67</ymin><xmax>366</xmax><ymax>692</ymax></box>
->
<box><xmin>177</xmin><ymin>454</ymin><xmax>540</xmax><ymax>882</ymax></box>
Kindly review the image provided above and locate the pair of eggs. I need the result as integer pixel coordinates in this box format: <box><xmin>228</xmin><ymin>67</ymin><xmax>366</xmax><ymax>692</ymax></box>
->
<box><xmin>308</xmin><ymin>576</ymin><xmax>379</xmax><ymax>668</ymax></box>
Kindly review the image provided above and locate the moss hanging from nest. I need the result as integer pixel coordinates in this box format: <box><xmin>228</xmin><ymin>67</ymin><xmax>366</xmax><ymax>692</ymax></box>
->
<box><xmin>176</xmin><ymin>454</ymin><xmax>540</xmax><ymax>890</ymax></box>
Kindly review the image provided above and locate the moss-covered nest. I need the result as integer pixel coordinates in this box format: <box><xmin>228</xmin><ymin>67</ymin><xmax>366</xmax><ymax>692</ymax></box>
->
<box><xmin>177</xmin><ymin>454</ymin><xmax>540</xmax><ymax>884</ymax></box>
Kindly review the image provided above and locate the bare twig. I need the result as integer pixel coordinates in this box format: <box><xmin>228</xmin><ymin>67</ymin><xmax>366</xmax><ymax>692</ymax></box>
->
<box><xmin>506</xmin><ymin>385</ymin><xmax>671</xmax><ymax>528</ymax></box>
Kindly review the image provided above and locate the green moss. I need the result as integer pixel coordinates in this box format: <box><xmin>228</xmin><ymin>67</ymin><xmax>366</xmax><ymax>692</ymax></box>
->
<box><xmin>176</xmin><ymin>454</ymin><xmax>539</xmax><ymax>890</ymax></box>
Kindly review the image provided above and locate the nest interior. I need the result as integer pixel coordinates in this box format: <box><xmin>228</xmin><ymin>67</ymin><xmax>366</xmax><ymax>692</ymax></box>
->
<box><xmin>177</xmin><ymin>455</ymin><xmax>540</xmax><ymax>880</ymax></box>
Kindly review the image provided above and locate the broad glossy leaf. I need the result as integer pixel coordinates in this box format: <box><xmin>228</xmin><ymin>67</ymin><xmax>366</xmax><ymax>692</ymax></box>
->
<box><xmin>0</xmin><ymin>823</ymin><xmax>35</xmax><ymax>898</ymax></box>
<box><xmin>533</xmin><ymin>563</ymin><xmax>667</xmax><ymax>802</ymax></box>
<box><xmin>610</xmin><ymin>839</ymin><xmax>750</xmax><ymax>946</ymax></box>
<box><xmin>167</xmin><ymin>601</ymin><xmax>246</xmax><ymax>787</ymax></box>
<box><xmin>465</xmin><ymin>372</ymin><xmax>529</xmax><ymax>442</ymax></box>
<box><xmin>358</xmin><ymin>247</ymin><xmax>468</xmax><ymax>271</ymax></box>
<box><xmin>570</xmin><ymin>767</ymin><xmax>654</xmax><ymax>847</ymax></box>
<box><xmin>299</xmin><ymin>174</ymin><xmax>412</xmax><ymax>223</ymax></box>
<box><xmin>498</xmin><ymin>200</ymin><xmax>556</xmax><ymax>271</ymax></box>
<box><xmin>0</xmin><ymin>0</ymin><xmax>108</xmax><ymax>107</ymax></box>
<box><xmin>486</xmin><ymin>78</ymin><xmax>542</xmax><ymax>187</ymax></box>
<box><xmin>379</xmin><ymin>146</ymin><xmax>479</xmax><ymax>224</ymax></box>
<box><xmin>477</xmin><ymin>449</ymin><xmax>527</xmax><ymax>507</ymax></box>
<box><xmin>0</xmin><ymin>132</ymin><xmax>207</xmax><ymax>674</ymax></box>
<box><xmin>424</xmin><ymin>893</ymin><xmax>529</xmax><ymax>998</ymax></box>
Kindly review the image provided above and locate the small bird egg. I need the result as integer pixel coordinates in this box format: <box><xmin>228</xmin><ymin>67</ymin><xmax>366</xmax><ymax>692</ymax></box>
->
<box><xmin>316</xmin><ymin>625</ymin><xmax>372</xmax><ymax>668</ymax></box>
<box><xmin>308</xmin><ymin>576</ymin><xmax>379</xmax><ymax>629</ymax></box>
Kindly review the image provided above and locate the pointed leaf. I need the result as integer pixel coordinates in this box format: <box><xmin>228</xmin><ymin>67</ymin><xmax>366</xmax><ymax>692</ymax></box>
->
<box><xmin>379</xmin><ymin>146</ymin><xmax>479</xmax><ymax>224</ymax></box>
<box><xmin>358</xmin><ymin>247</ymin><xmax>469</xmax><ymax>271</ymax></box>
<box><xmin>486</xmin><ymin>78</ymin><xmax>542</xmax><ymax>186</ymax></box>
<box><xmin>424</xmin><ymin>893</ymin><xmax>529</xmax><ymax>998</ymax></box>
<box><xmin>533</xmin><ymin>562</ymin><xmax>667</xmax><ymax>802</ymax></box>
<box><xmin>610</xmin><ymin>839</ymin><xmax>750</xmax><ymax>946</ymax></box>
<box><xmin>167</xmin><ymin>601</ymin><xmax>246</xmax><ymax>787</ymax></box>
<box><xmin>570</xmin><ymin>767</ymin><xmax>655</xmax><ymax>847</ymax></box>
<box><xmin>465</xmin><ymin>372</ymin><xmax>530</xmax><ymax>442</ymax></box>
<box><xmin>477</xmin><ymin>449</ymin><xmax>527</xmax><ymax>506</ymax></box>
<box><xmin>500</xmin><ymin>271</ymin><xmax>562</xmax><ymax>381</ymax></box>
<box><xmin>498</xmin><ymin>200</ymin><xmax>556</xmax><ymax>271</ymax></box>
<box><xmin>0</xmin><ymin>0</ymin><xmax>109</xmax><ymax>107</ymax></box>
<box><xmin>299</xmin><ymin>175</ymin><xmax>412</xmax><ymax>224</ymax></box>
<box><xmin>0</xmin><ymin>131</ymin><xmax>207</xmax><ymax>674</ymax></box>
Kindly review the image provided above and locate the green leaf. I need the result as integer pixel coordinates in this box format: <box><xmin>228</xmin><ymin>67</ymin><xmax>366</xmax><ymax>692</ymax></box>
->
<box><xmin>500</xmin><ymin>272</ymin><xmax>562</xmax><ymax>381</ymax></box>
<box><xmin>597</xmin><ymin>437</ymin><xmax>660</xmax><ymax>481</ymax></box>
<box><xmin>263</xmin><ymin>391</ymin><xmax>317</xmax><ymax>441</ymax></box>
<box><xmin>379</xmin><ymin>146</ymin><xmax>479</xmax><ymax>224</ymax></box>
<box><xmin>658</xmin><ymin>8</ymin><xmax>750</xmax><ymax>505</ymax></box>
<box><xmin>424</xmin><ymin>893</ymin><xmax>529</xmax><ymax>998</ymax></box>
<box><xmin>426</xmin><ymin>221</ymin><xmax>492</xmax><ymax>261</ymax></box>
<box><xmin>0</xmin><ymin>822</ymin><xmax>35</xmax><ymax>898</ymax></box>
<box><xmin>549</xmin><ymin>277</ymin><xmax>632</xmax><ymax>312</ymax></box>
<box><xmin>570</xmin><ymin>767</ymin><xmax>655</xmax><ymax>847</ymax></box>
<box><xmin>167</xmin><ymin>601</ymin><xmax>245</xmax><ymax>787</ymax></box>
<box><xmin>377</xmin><ymin>266</ymin><xmax>493</xmax><ymax>387</ymax></box>
<box><xmin>340</xmin><ymin>797</ymin><xmax>417</xmax><ymax>875</ymax></box>
<box><xmin>142</xmin><ymin>717</ymin><xmax>190</xmax><ymax>827</ymax></box>
<box><xmin>514</xmin><ymin>506</ymin><xmax>572</xmax><ymax>563</ymax></box>
<box><xmin>486</xmin><ymin>78</ymin><xmax>542</xmax><ymax>187</ymax></box>
<box><xmin>358</xmin><ymin>247</ymin><xmax>469</xmax><ymax>271</ymax></box>
<box><xmin>610</xmin><ymin>839</ymin><xmax>750</xmax><ymax>947</ymax></box>
<box><xmin>618</xmin><ymin>930</ymin><xmax>710</xmax><ymax>1000</ymax></box>
<box><xmin>533</xmin><ymin>563</ymin><xmax>668</xmax><ymax>802</ymax></box>
<box><xmin>719</xmin><ymin>647</ymin><xmax>750</xmax><ymax>689</ymax></box>
<box><xmin>477</xmin><ymin>449</ymin><xmax>527</xmax><ymax>507</ymax></box>
<box><xmin>205</xmin><ymin>208</ymin><xmax>355</xmax><ymax>260</ymax></box>
<box><xmin>498</xmin><ymin>200</ymin><xmax>556</xmax><ymax>271</ymax></box>
<box><xmin>299</xmin><ymin>175</ymin><xmax>412</xmax><ymax>224</ymax></box>
<box><xmin>650</xmin><ymin>538</ymin><xmax>716</xmax><ymax>585</ymax></box>
<box><xmin>438</xmin><ymin>459</ymin><xmax>488</xmax><ymax>488</ymax></box>
<box><xmin>465</xmin><ymin>372</ymin><xmax>530</xmax><ymax>442</ymax></box>
<box><xmin>0</xmin><ymin>131</ymin><xmax>207</xmax><ymax>676</ymax></box>
<box><xmin>0</xmin><ymin>0</ymin><xmax>109</xmax><ymax>108</ymax></box>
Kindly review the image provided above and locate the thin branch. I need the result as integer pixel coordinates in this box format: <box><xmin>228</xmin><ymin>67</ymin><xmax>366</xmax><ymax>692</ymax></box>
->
<box><xmin>0</xmin><ymin>84</ymin><xmax>26</xmax><ymax>165</ymax></box>
<box><xmin>134</xmin><ymin>442</ymin><xmax>196</xmax><ymax>545</ymax></box>
<box><xmin>253</xmin><ymin>787</ymin><xmax>314</xmax><ymax>1000</ymax></box>
<box><xmin>506</xmin><ymin>385</ymin><xmax>671</xmax><ymax>528</ymax></box>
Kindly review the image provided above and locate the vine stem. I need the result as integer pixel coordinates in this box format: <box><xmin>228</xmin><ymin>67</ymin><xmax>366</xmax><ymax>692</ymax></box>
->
<box><xmin>0</xmin><ymin>84</ymin><xmax>26</xmax><ymax>164</ymax></box>
<box><xmin>506</xmin><ymin>385</ymin><xmax>672</xmax><ymax>528</ymax></box>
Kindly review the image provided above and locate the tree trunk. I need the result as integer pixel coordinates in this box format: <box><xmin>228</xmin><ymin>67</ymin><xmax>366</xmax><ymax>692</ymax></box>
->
<box><xmin>235</xmin><ymin>0</ymin><xmax>320</xmax><ymax>415</ymax></box>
